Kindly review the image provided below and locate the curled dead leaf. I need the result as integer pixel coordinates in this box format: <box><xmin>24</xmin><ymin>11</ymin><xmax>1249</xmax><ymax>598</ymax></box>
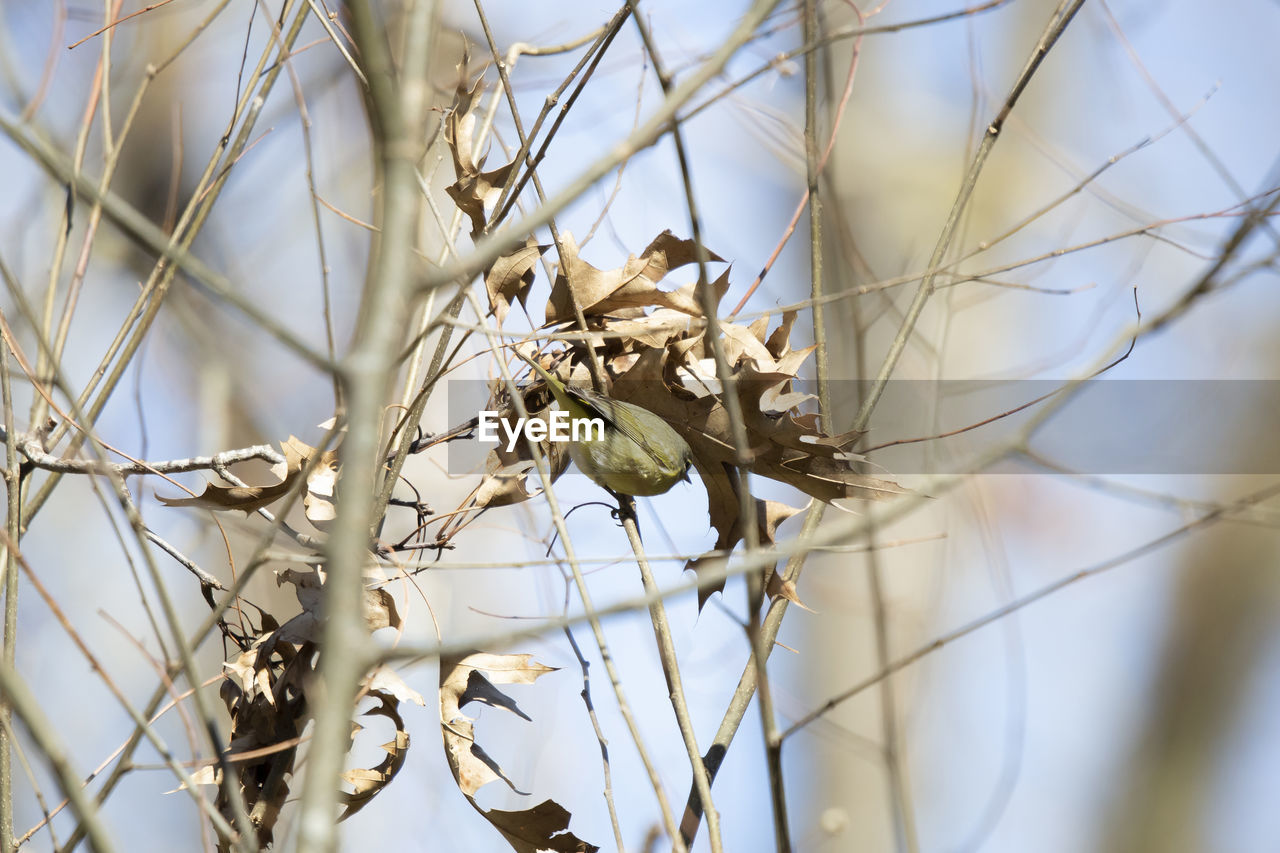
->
<box><xmin>485</xmin><ymin>800</ymin><xmax>599</xmax><ymax>853</ymax></box>
<box><xmin>156</xmin><ymin>477</ymin><xmax>296</xmax><ymax>514</ymax></box>
<box><xmin>439</xmin><ymin>652</ymin><xmax>594</xmax><ymax>851</ymax></box>
<box><xmin>156</xmin><ymin>435</ymin><xmax>337</xmax><ymax>524</ymax></box>
<box><xmin>442</xmin><ymin>58</ymin><xmax>518</xmax><ymax>234</ymax></box>
<box><xmin>615</xmin><ymin>343</ymin><xmax>903</xmax><ymax>502</ymax></box>
<box><xmin>545</xmin><ymin>230</ymin><xmax>724</xmax><ymax>325</ymax></box>
<box><xmin>447</xmin><ymin>160</ymin><xmax>516</xmax><ymax>235</ymax></box>
<box><xmin>338</xmin><ymin>691</ymin><xmax>411</xmax><ymax>821</ymax></box>
<box><xmin>487</xmin><ymin>239</ymin><xmax>550</xmax><ymax>323</ymax></box>
<box><xmin>444</xmin><ymin>56</ymin><xmax>486</xmax><ymax>177</ymax></box>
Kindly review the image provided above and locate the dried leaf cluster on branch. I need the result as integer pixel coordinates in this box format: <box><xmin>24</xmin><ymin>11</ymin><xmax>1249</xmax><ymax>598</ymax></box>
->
<box><xmin>442</xmin><ymin>64</ymin><xmax>902</xmax><ymax>604</ymax></box>
<box><xmin>152</xmin><ymin>65</ymin><xmax>902</xmax><ymax>851</ymax></box>
<box><xmin>176</xmin><ymin>561</ymin><xmax>416</xmax><ymax>848</ymax></box>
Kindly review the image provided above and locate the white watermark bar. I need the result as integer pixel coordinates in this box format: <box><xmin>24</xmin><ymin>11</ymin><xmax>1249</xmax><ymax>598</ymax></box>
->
<box><xmin>446</xmin><ymin>379</ymin><xmax>1280</xmax><ymax>475</ymax></box>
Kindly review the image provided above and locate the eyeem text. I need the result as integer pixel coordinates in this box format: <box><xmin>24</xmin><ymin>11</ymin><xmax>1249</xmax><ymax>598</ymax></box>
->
<box><xmin>477</xmin><ymin>410</ymin><xmax>605</xmax><ymax>452</ymax></box>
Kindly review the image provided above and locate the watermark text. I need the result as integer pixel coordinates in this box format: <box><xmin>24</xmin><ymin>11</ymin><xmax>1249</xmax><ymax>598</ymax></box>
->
<box><xmin>477</xmin><ymin>410</ymin><xmax>604</xmax><ymax>452</ymax></box>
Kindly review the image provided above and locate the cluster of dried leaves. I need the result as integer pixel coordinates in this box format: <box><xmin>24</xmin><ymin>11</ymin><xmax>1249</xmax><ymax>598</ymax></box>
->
<box><xmin>447</xmin><ymin>62</ymin><xmax>903</xmax><ymax>601</ymax></box>
<box><xmin>426</xmin><ymin>67</ymin><xmax>901</xmax><ymax>847</ymax></box>
<box><xmin>156</xmin><ymin>64</ymin><xmax>899</xmax><ymax>852</ymax></box>
<box><xmin>160</xmin><ymin>434</ymin><xmax>588</xmax><ymax>849</ymax></box>
<box><xmin>176</xmin><ymin>560</ymin><xmax>413</xmax><ymax>848</ymax></box>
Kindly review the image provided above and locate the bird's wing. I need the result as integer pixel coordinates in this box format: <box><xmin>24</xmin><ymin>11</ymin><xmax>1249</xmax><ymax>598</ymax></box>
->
<box><xmin>568</xmin><ymin>388</ymin><xmax>672</xmax><ymax>466</ymax></box>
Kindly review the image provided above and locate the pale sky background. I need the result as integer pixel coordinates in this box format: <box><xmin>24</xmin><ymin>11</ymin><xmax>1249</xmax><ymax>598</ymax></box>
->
<box><xmin>2</xmin><ymin>0</ymin><xmax>1279</xmax><ymax>851</ymax></box>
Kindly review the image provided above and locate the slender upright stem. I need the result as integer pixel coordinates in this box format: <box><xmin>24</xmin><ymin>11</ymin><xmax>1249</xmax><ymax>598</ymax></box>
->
<box><xmin>0</xmin><ymin>275</ymin><xmax>21</xmax><ymax>853</ymax></box>
<box><xmin>298</xmin><ymin>2</ymin><xmax>432</xmax><ymax>850</ymax></box>
<box><xmin>619</xmin><ymin>500</ymin><xmax>720</xmax><ymax>853</ymax></box>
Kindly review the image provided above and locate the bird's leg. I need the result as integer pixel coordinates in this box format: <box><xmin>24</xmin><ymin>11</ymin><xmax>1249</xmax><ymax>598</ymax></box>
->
<box><xmin>608</xmin><ymin>489</ymin><xmax>641</xmax><ymax>538</ymax></box>
<box><xmin>606</xmin><ymin>488</ymin><xmax>627</xmax><ymax>522</ymax></box>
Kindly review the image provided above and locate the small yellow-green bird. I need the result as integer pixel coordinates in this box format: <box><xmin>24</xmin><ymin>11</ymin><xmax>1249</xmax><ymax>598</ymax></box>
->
<box><xmin>513</xmin><ymin>350</ymin><xmax>694</xmax><ymax>497</ymax></box>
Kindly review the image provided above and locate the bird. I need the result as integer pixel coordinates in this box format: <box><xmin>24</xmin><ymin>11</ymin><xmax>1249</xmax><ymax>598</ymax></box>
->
<box><xmin>512</xmin><ymin>349</ymin><xmax>694</xmax><ymax>497</ymax></box>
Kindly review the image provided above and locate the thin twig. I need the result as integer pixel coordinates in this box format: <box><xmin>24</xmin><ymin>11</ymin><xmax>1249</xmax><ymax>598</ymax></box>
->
<box><xmin>1</xmin><ymin>534</ymin><xmax>240</xmax><ymax>845</ymax></box>
<box><xmin>1</xmin><ymin>253</ymin><xmax>259</xmax><ymax>851</ymax></box>
<box><xmin>380</xmin><ymin>462</ymin><xmax>980</xmax><ymax>667</ymax></box>
<box><xmin>260</xmin><ymin>0</ymin><xmax>343</xmax><ymax>408</ymax></box>
<box><xmin>144</xmin><ymin>530</ymin><xmax>227</xmax><ymax>591</ymax></box>
<box><xmin>1095</xmin><ymin>0</ymin><xmax>1280</xmax><ymax>249</ymax></box>
<box><xmin>682</xmin><ymin>0</ymin><xmax>1016</xmax><ymax>129</ymax></box>
<box><xmin>618</xmin><ymin>498</ymin><xmax>720</xmax><ymax>851</ymax></box>
<box><xmin>5</xmin><ymin>5</ymin><xmax>331</xmax><ymax>531</ymax></box>
<box><xmin>0</xmin><ymin>666</ymin><xmax>117</xmax><ymax>853</ymax></box>
<box><xmin>563</xmin><ymin>625</ymin><xmax>626</xmax><ymax>852</ymax></box>
<box><xmin>625</xmin><ymin>6</ymin><xmax>769</xmax><ymax>848</ymax></box>
<box><xmin>1</xmin><ymin>432</ymin><xmax>284</xmax><ymax>476</ymax></box>
<box><xmin>420</xmin><ymin>0</ymin><xmax>786</xmax><ymax>295</ymax></box>
<box><xmin>296</xmin><ymin>1</ymin><xmax>432</xmax><ymax>849</ymax></box>
<box><xmin>853</xmin><ymin>0</ymin><xmax>1087</xmax><ymax>433</ymax></box>
<box><xmin>781</xmin><ymin>479</ymin><xmax>1280</xmax><ymax>740</ymax></box>
<box><xmin>472</xmin><ymin>291</ymin><xmax>685</xmax><ymax>848</ymax></box>
<box><xmin>469</xmin><ymin>15</ymin><xmax>702</xmax><ymax>845</ymax></box>
<box><xmin>0</xmin><ymin>267</ymin><xmax>22</xmax><ymax>853</ymax></box>
<box><xmin>490</xmin><ymin>13</ymin><xmax>631</xmax><ymax>231</ymax></box>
